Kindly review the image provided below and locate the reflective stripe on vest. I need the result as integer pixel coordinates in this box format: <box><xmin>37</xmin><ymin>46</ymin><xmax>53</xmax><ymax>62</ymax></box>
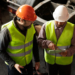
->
<box><xmin>8</xmin><ymin>40</ymin><xmax>33</xmax><ymax>49</ymax></box>
<box><xmin>7</xmin><ymin>49</ymin><xmax>32</xmax><ymax>57</ymax></box>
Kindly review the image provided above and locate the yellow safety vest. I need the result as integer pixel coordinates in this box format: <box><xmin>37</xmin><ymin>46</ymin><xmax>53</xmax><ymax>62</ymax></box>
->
<box><xmin>1</xmin><ymin>20</ymin><xmax>36</xmax><ymax>66</ymax></box>
<box><xmin>45</xmin><ymin>20</ymin><xmax>74</xmax><ymax>65</ymax></box>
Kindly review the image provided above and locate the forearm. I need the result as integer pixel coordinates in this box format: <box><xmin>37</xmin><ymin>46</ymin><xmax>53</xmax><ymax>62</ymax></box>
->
<box><xmin>0</xmin><ymin>51</ymin><xmax>15</xmax><ymax>69</ymax></box>
<box><xmin>37</xmin><ymin>38</ymin><xmax>51</xmax><ymax>49</ymax></box>
<box><xmin>0</xmin><ymin>27</ymin><xmax>15</xmax><ymax>69</ymax></box>
<box><xmin>37</xmin><ymin>23</ymin><xmax>52</xmax><ymax>49</ymax></box>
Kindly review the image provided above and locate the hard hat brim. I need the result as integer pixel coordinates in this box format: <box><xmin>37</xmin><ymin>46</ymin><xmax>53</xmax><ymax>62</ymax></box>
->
<box><xmin>53</xmin><ymin>12</ymin><xmax>69</xmax><ymax>22</ymax></box>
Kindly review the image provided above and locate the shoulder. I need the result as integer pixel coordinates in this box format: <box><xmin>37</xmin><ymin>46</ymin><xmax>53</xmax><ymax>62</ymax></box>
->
<box><xmin>1</xmin><ymin>27</ymin><xmax>9</xmax><ymax>34</ymax></box>
<box><xmin>1</xmin><ymin>27</ymin><xmax>11</xmax><ymax>41</ymax></box>
<box><xmin>67</xmin><ymin>22</ymin><xmax>74</xmax><ymax>27</ymax></box>
<box><xmin>46</xmin><ymin>20</ymin><xmax>54</xmax><ymax>26</ymax></box>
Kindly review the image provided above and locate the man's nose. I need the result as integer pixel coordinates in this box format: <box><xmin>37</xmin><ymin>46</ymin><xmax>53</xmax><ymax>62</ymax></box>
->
<box><xmin>58</xmin><ymin>22</ymin><xmax>61</xmax><ymax>25</ymax></box>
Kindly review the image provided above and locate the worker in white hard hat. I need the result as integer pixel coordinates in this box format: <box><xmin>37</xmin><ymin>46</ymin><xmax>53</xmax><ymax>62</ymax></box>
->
<box><xmin>38</xmin><ymin>5</ymin><xmax>75</xmax><ymax>75</ymax></box>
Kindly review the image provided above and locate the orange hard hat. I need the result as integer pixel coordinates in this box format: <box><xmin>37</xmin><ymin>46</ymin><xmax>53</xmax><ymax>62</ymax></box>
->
<box><xmin>16</xmin><ymin>4</ymin><xmax>37</xmax><ymax>21</ymax></box>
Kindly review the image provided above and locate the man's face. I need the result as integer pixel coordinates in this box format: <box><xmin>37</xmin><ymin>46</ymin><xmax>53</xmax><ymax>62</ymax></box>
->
<box><xmin>20</xmin><ymin>19</ymin><xmax>34</xmax><ymax>27</ymax></box>
<box><xmin>24</xmin><ymin>20</ymin><xmax>34</xmax><ymax>27</ymax></box>
<box><xmin>55</xmin><ymin>20</ymin><xmax>66</xmax><ymax>28</ymax></box>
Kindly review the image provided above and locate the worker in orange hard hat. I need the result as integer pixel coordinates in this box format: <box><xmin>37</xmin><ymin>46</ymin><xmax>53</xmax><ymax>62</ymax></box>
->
<box><xmin>0</xmin><ymin>4</ymin><xmax>40</xmax><ymax>75</ymax></box>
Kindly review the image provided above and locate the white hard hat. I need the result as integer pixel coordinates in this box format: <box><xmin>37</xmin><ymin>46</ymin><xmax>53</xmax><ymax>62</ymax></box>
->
<box><xmin>53</xmin><ymin>5</ymin><xmax>69</xmax><ymax>22</ymax></box>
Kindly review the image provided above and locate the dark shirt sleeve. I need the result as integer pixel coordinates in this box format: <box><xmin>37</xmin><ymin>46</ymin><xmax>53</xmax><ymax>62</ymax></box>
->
<box><xmin>0</xmin><ymin>27</ymin><xmax>15</xmax><ymax>69</ymax></box>
<box><xmin>37</xmin><ymin>23</ymin><xmax>52</xmax><ymax>49</ymax></box>
<box><xmin>33</xmin><ymin>34</ymin><xmax>40</xmax><ymax>62</ymax></box>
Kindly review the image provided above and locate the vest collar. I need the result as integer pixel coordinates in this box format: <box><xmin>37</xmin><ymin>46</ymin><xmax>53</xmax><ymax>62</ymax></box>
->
<box><xmin>13</xmin><ymin>16</ymin><xmax>31</xmax><ymax>31</ymax></box>
<box><xmin>54</xmin><ymin>21</ymin><xmax>67</xmax><ymax>30</ymax></box>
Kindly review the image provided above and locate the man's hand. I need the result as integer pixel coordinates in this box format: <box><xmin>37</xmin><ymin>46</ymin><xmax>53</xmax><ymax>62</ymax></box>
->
<box><xmin>48</xmin><ymin>42</ymin><xmax>58</xmax><ymax>50</ymax></box>
<box><xmin>14</xmin><ymin>64</ymin><xmax>24</xmax><ymax>73</ymax></box>
<box><xmin>35</xmin><ymin>62</ymin><xmax>40</xmax><ymax>71</ymax></box>
<box><xmin>59</xmin><ymin>50</ymin><xmax>68</xmax><ymax>57</ymax></box>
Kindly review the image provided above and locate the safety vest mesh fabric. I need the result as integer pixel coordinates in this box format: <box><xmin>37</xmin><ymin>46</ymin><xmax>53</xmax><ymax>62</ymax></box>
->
<box><xmin>45</xmin><ymin>20</ymin><xmax>74</xmax><ymax>65</ymax></box>
<box><xmin>1</xmin><ymin>20</ymin><xmax>36</xmax><ymax>66</ymax></box>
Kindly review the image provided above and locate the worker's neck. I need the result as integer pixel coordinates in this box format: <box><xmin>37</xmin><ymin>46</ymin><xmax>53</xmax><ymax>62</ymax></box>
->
<box><xmin>16</xmin><ymin>20</ymin><xmax>25</xmax><ymax>30</ymax></box>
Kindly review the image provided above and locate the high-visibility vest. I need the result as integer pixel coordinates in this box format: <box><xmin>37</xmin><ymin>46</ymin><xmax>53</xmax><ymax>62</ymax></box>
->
<box><xmin>45</xmin><ymin>20</ymin><xmax>74</xmax><ymax>65</ymax></box>
<box><xmin>1</xmin><ymin>20</ymin><xmax>36</xmax><ymax>66</ymax></box>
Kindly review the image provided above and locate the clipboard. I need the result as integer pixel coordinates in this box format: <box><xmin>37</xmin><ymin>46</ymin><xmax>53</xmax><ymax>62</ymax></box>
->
<box><xmin>48</xmin><ymin>49</ymin><xmax>66</xmax><ymax>54</ymax></box>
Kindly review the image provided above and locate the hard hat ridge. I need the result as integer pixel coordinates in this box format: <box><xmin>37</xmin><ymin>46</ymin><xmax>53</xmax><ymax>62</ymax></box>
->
<box><xmin>16</xmin><ymin>4</ymin><xmax>37</xmax><ymax>21</ymax></box>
